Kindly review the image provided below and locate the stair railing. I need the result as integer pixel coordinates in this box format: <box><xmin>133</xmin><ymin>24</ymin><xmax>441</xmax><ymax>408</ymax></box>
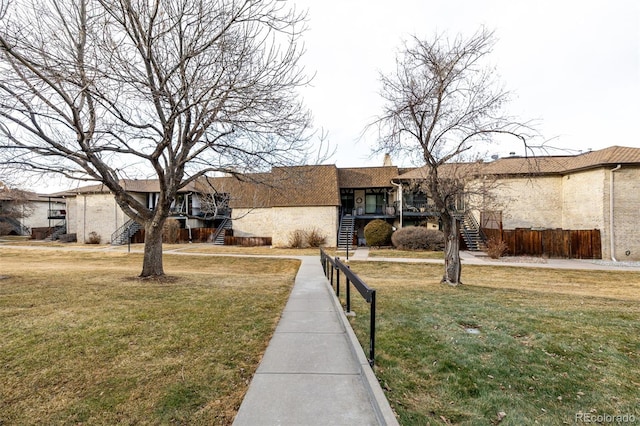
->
<box><xmin>111</xmin><ymin>219</ymin><xmax>140</xmax><ymax>245</ymax></box>
<box><xmin>465</xmin><ymin>211</ymin><xmax>487</xmax><ymax>243</ymax></box>
<box><xmin>210</xmin><ymin>217</ymin><xmax>229</xmax><ymax>244</ymax></box>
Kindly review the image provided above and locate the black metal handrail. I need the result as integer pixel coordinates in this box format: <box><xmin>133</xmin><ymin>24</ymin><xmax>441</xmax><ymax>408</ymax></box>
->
<box><xmin>320</xmin><ymin>248</ymin><xmax>377</xmax><ymax>367</ymax></box>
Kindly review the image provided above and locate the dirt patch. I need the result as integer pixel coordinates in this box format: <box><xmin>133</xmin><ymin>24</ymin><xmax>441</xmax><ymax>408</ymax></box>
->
<box><xmin>122</xmin><ymin>275</ymin><xmax>182</xmax><ymax>284</ymax></box>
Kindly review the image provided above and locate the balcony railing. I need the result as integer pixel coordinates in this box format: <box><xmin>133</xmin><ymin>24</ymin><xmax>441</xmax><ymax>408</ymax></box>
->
<box><xmin>47</xmin><ymin>209</ymin><xmax>66</xmax><ymax>219</ymax></box>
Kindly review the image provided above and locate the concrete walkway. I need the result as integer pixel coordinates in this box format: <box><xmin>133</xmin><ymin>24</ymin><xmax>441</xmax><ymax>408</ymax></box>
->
<box><xmin>233</xmin><ymin>256</ymin><xmax>398</xmax><ymax>426</ymax></box>
<box><xmin>351</xmin><ymin>247</ymin><xmax>640</xmax><ymax>271</ymax></box>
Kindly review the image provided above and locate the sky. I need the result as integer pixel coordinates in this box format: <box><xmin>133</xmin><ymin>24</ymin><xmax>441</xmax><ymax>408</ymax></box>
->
<box><xmin>22</xmin><ymin>0</ymin><xmax>640</xmax><ymax>193</ymax></box>
<box><xmin>293</xmin><ymin>0</ymin><xmax>640</xmax><ymax>168</ymax></box>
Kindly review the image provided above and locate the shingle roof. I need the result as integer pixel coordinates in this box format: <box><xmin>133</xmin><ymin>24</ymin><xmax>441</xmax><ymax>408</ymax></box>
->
<box><xmin>338</xmin><ymin>167</ymin><xmax>399</xmax><ymax>188</ymax></box>
<box><xmin>67</xmin><ymin>179</ymin><xmax>200</xmax><ymax>194</ymax></box>
<box><xmin>397</xmin><ymin>146</ymin><xmax>640</xmax><ymax>179</ymax></box>
<box><xmin>270</xmin><ymin>165</ymin><xmax>340</xmax><ymax>207</ymax></box>
<box><xmin>57</xmin><ymin>146</ymin><xmax>640</xmax><ymax>206</ymax></box>
<box><xmin>193</xmin><ymin>165</ymin><xmax>341</xmax><ymax>208</ymax></box>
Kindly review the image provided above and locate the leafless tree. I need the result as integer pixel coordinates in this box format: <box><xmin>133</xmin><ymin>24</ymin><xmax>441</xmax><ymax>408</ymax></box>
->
<box><xmin>0</xmin><ymin>0</ymin><xmax>312</xmax><ymax>277</ymax></box>
<box><xmin>371</xmin><ymin>28</ymin><xmax>536</xmax><ymax>285</ymax></box>
<box><xmin>0</xmin><ymin>181</ymin><xmax>34</xmax><ymax>236</ymax></box>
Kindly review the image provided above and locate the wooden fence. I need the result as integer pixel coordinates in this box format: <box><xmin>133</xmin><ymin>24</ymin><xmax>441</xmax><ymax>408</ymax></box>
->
<box><xmin>131</xmin><ymin>228</ymin><xmax>271</xmax><ymax>246</ymax></box>
<box><xmin>483</xmin><ymin>228</ymin><xmax>602</xmax><ymax>259</ymax></box>
<box><xmin>224</xmin><ymin>236</ymin><xmax>272</xmax><ymax>246</ymax></box>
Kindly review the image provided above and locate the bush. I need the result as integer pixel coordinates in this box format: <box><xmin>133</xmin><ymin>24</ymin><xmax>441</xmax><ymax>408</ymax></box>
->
<box><xmin>364</xmin><ymin>219</ymin><xmax>393</xmax><ymax>247</ymax></box>
<box><xmin>286</xmin><ymin>228</ymin><xmax>327</xmax><ymax>248</ymax></box>
<box><xmin>86</xmin><ymin>231</ymin><xmax>101</xmax><ymax>244</ymax></box>
<box><xmin>485</xmin><ymin>237</ymin><xmax>508</xmax><ymax>259</ymax></box>
<box><xmin>306</xmin><ymin>228</ymin><xmax>327</xmax><ymax>248</ymax></box>
<box><xmin>392</xmin><ymin>226</ymin><xmax>445</xmax><ymax>251</ymax></box>
<box><xmin>287</xmin><ymin>229</ymin><xmax>306</xmax><ymax>248</ymax></box>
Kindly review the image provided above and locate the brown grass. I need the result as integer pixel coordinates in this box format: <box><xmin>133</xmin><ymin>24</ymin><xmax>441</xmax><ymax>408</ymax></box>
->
<box><xmin>0</xmin><ymin>248</ymin><xmax>299</xmax><ymax>425</ymax></box>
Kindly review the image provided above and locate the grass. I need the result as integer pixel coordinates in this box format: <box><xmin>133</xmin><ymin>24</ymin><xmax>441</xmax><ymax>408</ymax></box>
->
<box><xmin>367</xmin><ymin>248</ymin><xmax>444</xmax><ymax>260</ymax></box>
<box><xmin>0</xmin><ymin>248</ymin><xmax>299</xmax><ymax>425</ymax></box>
<box><xmin>345</xmin><ymin>262</ymin><xmax>640</xmax><ymax>425</ymax></box>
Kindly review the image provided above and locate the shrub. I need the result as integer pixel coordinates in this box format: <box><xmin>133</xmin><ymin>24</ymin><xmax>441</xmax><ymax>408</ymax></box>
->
<box><xmin>364</xmin><ymin>219</ymin><xmax>393</xmax><ymax>247</ymax></box>
<box><xmin>485</xmin><ymin>237</ymin><xmax>508</xmax><ymax>259</ymax></box>
<box><xmin>86</xmin><ymin>231</ymin><xmax>101</xmax><ymax>244</ymax></box>
<box><xmin>287</xmin><ymin>229</ymin><xmax>306</xmax><ymax>248</ymax></box>
<box><xmin>392</xmin><ymin>226</ymin><xmax>445</xmax><ymax>251</ymax></box>
<box><xmin>163</xmin><ymin>219</ymin><xmax>181</xmax><ymax>244</ymax></box>
<box><xmin>306</xmin><ymin>228</ymin><xmax>327</xmax><ymax>248</ymax></box>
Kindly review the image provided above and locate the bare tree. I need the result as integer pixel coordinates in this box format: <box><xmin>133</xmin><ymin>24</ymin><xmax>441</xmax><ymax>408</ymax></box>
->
<box><xmin>0</xmin><ymin>0</ymin><xmax>312</xmax><ymax>277</ymax></box>
<box><xmin>0</xmin><ymin>181</ymin><xmax>34</xmax><ymax>236</ymax></box>
<box><xmin>371</xmin><ymin>28</ymin><xmax>535</xmax><ymax>285</ymax></box>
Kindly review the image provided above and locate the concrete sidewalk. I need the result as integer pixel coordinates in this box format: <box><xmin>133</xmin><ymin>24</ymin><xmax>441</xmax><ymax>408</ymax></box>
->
<box><xmin>233</xmin><ymin>256</ymin><xmax>398</xmax><ymax>426</ymax></box>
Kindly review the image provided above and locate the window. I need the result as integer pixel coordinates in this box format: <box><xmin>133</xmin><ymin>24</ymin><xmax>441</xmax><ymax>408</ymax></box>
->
<box><xmin>365</xmin><ymin>193</ymin><xmax>385</xmax><ymax>214</ymax></box>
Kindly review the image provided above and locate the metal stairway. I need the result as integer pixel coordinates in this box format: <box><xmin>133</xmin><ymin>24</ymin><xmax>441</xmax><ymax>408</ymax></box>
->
<box><xmin>110</xmin><ymin>219</ymin><xmax>143</xmax><ymax>245</ymax></box>
<box><xmin>458</xmin><ymin>212</ymin><xmax>487</xmax><ymax>251</ymax></box>
<box><xmin>337</xmin><ymin>215</ymin><xmax>355</xmax><ymax>251</ymax></box>
<box><xmin>211</xmin><ymin>218</ymin><xmax>232</xmax><ymax>245</ymax></box>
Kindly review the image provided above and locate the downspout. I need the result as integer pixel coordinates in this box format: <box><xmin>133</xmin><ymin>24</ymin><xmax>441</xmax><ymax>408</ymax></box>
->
<box><xmin>609</xmin><ymin>165</ymin><xmax>621</xmax><ymax>261</ymax></box>
<box><xmin>186</xmin><ymin>192</ymin><xmax>192</xmax><ymax>242</ymax></box>
<box><xmin>391</xmin><ymin>180</ymin><xmax>403</xmax><ymax>228</ymax></box>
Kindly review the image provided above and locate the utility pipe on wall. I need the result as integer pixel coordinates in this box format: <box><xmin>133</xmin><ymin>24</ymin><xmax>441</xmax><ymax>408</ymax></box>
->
<box><xmin>609</xmin><ymin>164</ymin><xmax>621</xmax><ymax>261</ymax></box>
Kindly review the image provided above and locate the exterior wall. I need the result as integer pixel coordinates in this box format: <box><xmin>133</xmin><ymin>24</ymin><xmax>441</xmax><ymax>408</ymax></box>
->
<box><xmin>65</xmin><ymin>197</ymin><xmax>77</xmax><ymax>235</ymax></box>
<box><xmin>27</xmin><ymin>200</ymin><xmax>64</xmax><ymax>229</ymax></box>
<box><xmin>561</xmin><ymin>169</ymin><xmax>605</xmax><ymax>230</ymax></box>
<box><xmin>494</xmin><ymin>176</ymin><xmax>563</xmax><ymax>229</ymax></box>
<box><xmin>354</xmin><ymin>189</ymin><xmax>366</xmax><ymax>215</ymax></box>
<box><xmin>231</xmin><ymin>206</ymin><xmax>338</xmax><ymax>247</ymax></box>
<box><xmin>607</xmin><ymin>167</ymin><xmax>640</xmax><ymax>260</ymax></box>
<box><xmin>72</xmin><ymin>193</ymin><xmax>132</xmax><ymax>244</ymax></box>
<box><xmin>271</xmin><ymin>206</ymin><xmax>338</xmax><ymax>247</ymax></box>
<box><xmin>231</xmin><ymin>208</ymin><xmax>273</xmax><ymax>239</ymax></box>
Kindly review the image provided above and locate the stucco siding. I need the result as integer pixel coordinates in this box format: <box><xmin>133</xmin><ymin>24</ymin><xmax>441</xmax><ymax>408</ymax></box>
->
<box><xmin>561</xmin><ymin>169</ymin><xmax>606</xmax><ymax>230</ymax></box>
<box><xmin>231</xmin><ymin>208</ymin><xmax>273</xmax><ymax>238</ymax></box>
<box><xmin>495</xmin><ymin>176</ymin><xmax>563</xmax><ymax>229</ymax></box>
<box><xmin>608</xmin><ymin>167</ymin><xmax>640</xmax><ymax>260</ymax></box>
<box><xmin>231</xmin><ymin>206</ymin><xmax>338</xmax><ymax>247</ymax></box>
<box><xmin>65</xmin><ymin>197</ymin><xmax>77</xmax><ymax>234</ymax></box>
<box><xmin>74</xmin><ymin>193</ymin><xmax>130</xmax><ymax>244</ymax></box>
<box><xmin>271</xmin><ymin>206</ymin><xmax>338</xmax><ymax>247</ymax></box>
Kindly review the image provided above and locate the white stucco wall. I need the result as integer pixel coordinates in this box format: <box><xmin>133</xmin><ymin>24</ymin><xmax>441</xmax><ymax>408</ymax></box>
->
<box><xmin>561</xmin><ymin>169</ymin><xmax>605</xmax><ymax>230</ymax></box>
<box><xmin>72</xmin><ymin>193</ymin><xmax>135</xmax><ymax>244</ymax></box>
<box><xmin>494</xmin><ymin>176</ymin><xmax>563</xmax><ymax>229</ymax></box>
<box><xmin>271</xmin><ymin>206</ymin><xmax>338</xmax><ymax>247</ymax></box>
<box><xmin>231</xmin><ymin>208</ymin><xmax>273</xmax><ymax>241</ymax></box>
<box><xmin>606</xmin><ymin>167</ymin><xmax>640</xmax><ymax>260</ymax></box>
<box><xmin>231</xmin><ymin>205</ymin><xmax>338</xmax><ymax>247</ymax></box>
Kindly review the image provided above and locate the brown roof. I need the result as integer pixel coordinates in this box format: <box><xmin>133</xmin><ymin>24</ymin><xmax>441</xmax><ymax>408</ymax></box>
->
<box><xmin>398</xmin><ymin>146</ymin><xmax>640</xmax><ymax>179</ymax></box>
<box><xmin>194</xmin><ymin>165</ymin><xmax>341</xmax><ymax>208</ymax></box>
<box><xmin>338</xmin><ymin>167</ymin><xmax>399</xmax><ymax>188</ymax></box>
<box><xmin>67</xmin><ymin>179</ymin><xmax>200</xmax><ymax>194</ymax></box>
<box><xmin>195</xmin><ymin>174</ymin><xmax>272</xmax><ymax>209</ymax></box>
<box><xmin>55</xmin><ymin>146</ymin><xmax>640</xmax><ymax>206</ymax></box>
<box><xmin>270</xmin><ymin>165</ymin><xmax>340</xmax><ymax>207</ymax></box>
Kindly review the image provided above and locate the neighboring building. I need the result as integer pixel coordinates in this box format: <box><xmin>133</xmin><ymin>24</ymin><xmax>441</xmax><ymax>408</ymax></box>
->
<box><xmin>40</xmin><ymin>145</ymin><xmax>640</xmax><ymax>260</ymax></box>
<box><xmin>0</xmin><ymin>189</ymin><xmax>65</xmax><ymax>237</ymax></box>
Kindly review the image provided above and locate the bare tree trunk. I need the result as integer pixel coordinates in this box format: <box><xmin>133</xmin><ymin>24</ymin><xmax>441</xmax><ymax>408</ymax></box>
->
<box><xmin>140</xmin><ymin>218</ymin><xmax>166</xmax><ymax>278</ymax></box>
<box><xmin>442</xmin><ymin>214</ymin><xmax>462</xmax><ymax>285</ymax></box>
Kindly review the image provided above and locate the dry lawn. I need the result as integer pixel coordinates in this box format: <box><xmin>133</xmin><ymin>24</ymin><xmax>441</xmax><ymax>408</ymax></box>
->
<box><xmin>0</xmin><ymin>248</ymin><xmax>299</xmax><ymax>425</ymax></box>
<box><xmin>346</xmin><ymin>261</ymin><xmax>640</xmax><ymax>424</ymax></box>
